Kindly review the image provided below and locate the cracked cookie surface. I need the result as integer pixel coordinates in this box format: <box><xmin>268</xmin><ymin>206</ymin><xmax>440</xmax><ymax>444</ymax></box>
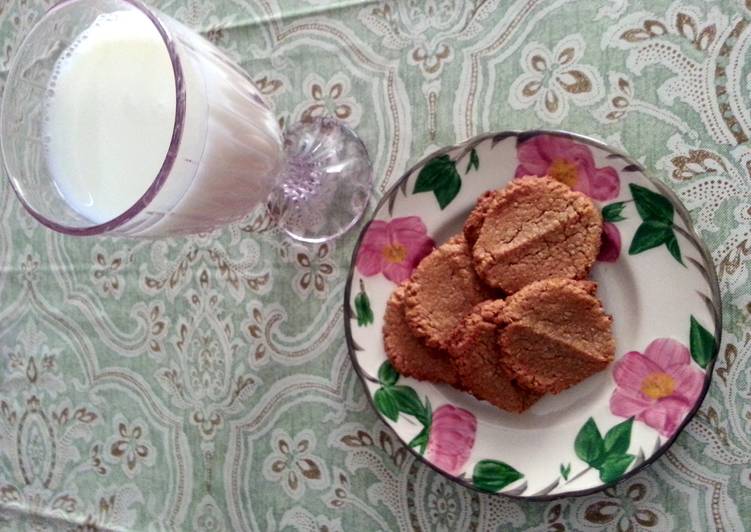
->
<box><xmin>498</xmin><ymin>278</ymin><xmax>615</xmax><ymax>394</ymax></box>
<box><xmin>383</xmin><ymin>284</ymin><xmax>460</xmax><ymax>386</ymax></box>
<box><xmin>471</xmin><ymin>176</ymin><xmax>602</xmax><ymax>294</ymax></box>
<box><xmin>404</xmin><ymin>234</ymin><xmax>493</xmax><ymax>349</ymax></box>
<box><xmin>449</xmin><ymin>300</ymin><xmax>541</xmax><ymax>413</ymax></box>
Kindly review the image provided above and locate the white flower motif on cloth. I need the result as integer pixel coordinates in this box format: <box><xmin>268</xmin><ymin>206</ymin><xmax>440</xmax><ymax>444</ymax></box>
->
<box><xmin>262</xmin><ymin>429</ymin><xmax>329</xmax><ymax>500</ymax></box>
<box><xmin>294</xmin><ymin>73</ymin><xmax>362</xmax><ymax>127</ymax></box>
<box><xmin>193</xmin><ymin>494</ymin><xmax>228</xmax><ymax>532</ymax></box>
<box><xmin>76</xmin><ymin>485</ymin><xmax>144</xmax><ymax>531</ymax></box>
<box><xmin>2</xmin><ymin>0</ymin><xmax>751</xmax><ymax>529</ymax></box>
<box><xmin>254</xmin><ymin>72</ymin><xmax>288</xmax><ymax>100</ymax></box>
<box><xmin>596</xmin><ymin>72</ymin><xmax>633</xmax><ymax>122</ymax></box>
<box><xmin>509</xmin><ymin>33</ymin><xmax>604</xmax><ymax>124</ymax></box>
<box><xmin>0</xmin><ymin>483</ymin><xmax>144</xmax><ymax>532</ymax></box>
<box><xmin>398</xmin><ymin>0</ymin><xmax>467</xmax><ymax>32</ymax></box>
<box><xmin>104</xmin><ymin>414</ymin><xmax>155</xmax><ymax>479</ymax></box>
<box><xmin>0</xmin><ymin>395</ymin><xmax>98</xmax><ymax>506</ymax></box>
<box><xmin>595</xmin><ymin>72</ymin><xmax>694</xmax><ymax>136</ymax></box>
<box><xmin>241</xmin><ymin>297</ymin><xmax>344</xmax><ymax>369</ymax></box>
<box><xmin>140</xmin><ymin>236</ymin><xmax>270</xmax><ymax>304</ymax></box>
<box><xmin>1</xmin><ymin>321</ymin><xmax>65</xmax><ymax>399</ymax></box>
<box><xmin>131</xmin><ymin>301</ymin><xmax>170</xmax><ymax>360</ymax></box>
<box><xmin>155</xmin><ymin>284</ymin><xmax>256</xmax><ymax>440</ymax></box>
<box><xmin>290</xmin><ymin>242</ymin><xmax>338</xmax><ymax>301</ymax></box>
<box><xmin>654</xmin><ymin>134</ymin><xmax>745</xmax><ymax>233</ymax></box>
<box><xmin>322</xmin><ymin>466</ymin><xmax>352</xmax><ymax>510</ymax></box>
<box><xmin>426</xmin><ymin>476</ymin><xmax>459</xmax><ymax>532</ymax></box>
<box><xmin>358</xmin><ymin>2</ymin><xmax>493</xmax><ymax>79</ymax></box>
<box><xmin>18</xmin><ymin>247</ymin><xmax>40</xmax><ymax>284</ymax></box>
<box><xmin>600</xmin><ymin>4</ymin><xmax>749</xmax><ymax>145</ymax></box>
<box><xmin>0</xmin><ymin>484</ymin><xmax>80</xmax><ymax>530</ymax></box>
<box><xmin>570</xmin><ymin>475</ymin><xmax>674</xmax><ymax>531</ymax></box>
<box><xmin>91</xmin><ymin>244</ymin><xmax>127</xmax><ymax>299</ymax></box>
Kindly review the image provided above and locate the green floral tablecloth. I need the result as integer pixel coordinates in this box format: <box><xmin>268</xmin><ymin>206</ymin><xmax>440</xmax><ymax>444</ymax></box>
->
<box><xmin>1</xmin><ymin>0</ymin><xmax>751</xmax><ymax>530</ymax></box>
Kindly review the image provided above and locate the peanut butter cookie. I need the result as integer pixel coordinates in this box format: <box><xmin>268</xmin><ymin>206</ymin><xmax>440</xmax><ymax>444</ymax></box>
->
<box><xmin>383</xmin><ymin>285</ymin><xmax>460</xmax><ymax>386</ymax></box>
<box><xmin>404</xmin><ymin>234</ymin><xmax>493</xmax><ymax>349</ymax></box>
<box><xmin>498</xmin><ymin>278</ymin><xmax>615</xmax><ymax>394</ymax></box>
<box><xmin>449</xmin><ymin>300</ymin><xmax>541</xmax><ymax>412</ymax></box>
<box><xmin>471</xmin><ymin>176</ymin><xmax>602</xmax><ymax>293</ymax></box>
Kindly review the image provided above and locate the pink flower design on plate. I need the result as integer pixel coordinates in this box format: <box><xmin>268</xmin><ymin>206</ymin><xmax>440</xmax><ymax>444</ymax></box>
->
<box><xmin>515</xmin><ymin>134</ymin><xmax>620</xmax><ymax>201</ymax></box>
<box><xmin>516</xmin><ymin>134</ymin><xmax>623</xmax><ymax>261</ymax></box>
<box><xmin>356</xmin><ymin>216</ymin><xmax>434</xmax><ymax>283</ymax></box>
<box><xmin>427</xmin><ymin>404</ymin><xmax>477</xmax><ymax>475</ymax></box>
<box><xmin>597</xmin><ymin>221</ymin><xmax>621</xmax><ymax>262</ymax></box>
<box><xmin>610</xmin><ymin>339</ymin><xmax>704</xmax><ymax>437</ymax></box>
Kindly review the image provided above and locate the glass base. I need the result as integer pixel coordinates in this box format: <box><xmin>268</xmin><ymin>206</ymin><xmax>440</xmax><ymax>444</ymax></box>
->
<box><xmin>267</xmin><ymin>117</ymin><xmax>372</xmax><ymax>243</ymax></box>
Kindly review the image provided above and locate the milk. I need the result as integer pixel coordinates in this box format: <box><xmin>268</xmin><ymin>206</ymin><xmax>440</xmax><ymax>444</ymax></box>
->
<box><xmin>43</xmin><ymin>9</ymin><xmax>283</xmax><ymax>235</ymax></box>
<box><xmin>44</xmin><ymin>11</ymin><xmax>175</xmax><ymax>223</ymax></box>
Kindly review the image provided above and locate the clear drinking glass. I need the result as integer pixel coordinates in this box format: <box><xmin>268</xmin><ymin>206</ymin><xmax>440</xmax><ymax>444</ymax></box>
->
<box><xmin>0</xmin><ymin>0</ymin><xmax>372</xmax><ymax>241</ymax></box>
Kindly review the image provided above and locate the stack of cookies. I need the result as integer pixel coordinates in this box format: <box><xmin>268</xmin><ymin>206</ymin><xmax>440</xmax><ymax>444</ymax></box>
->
<box><xmin>383</xmin><ymin>176</ymin><xmax>615</xmax><ymax>413</ymax></box>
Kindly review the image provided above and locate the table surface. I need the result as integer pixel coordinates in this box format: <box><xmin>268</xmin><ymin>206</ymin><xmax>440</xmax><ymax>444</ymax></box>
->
<box><xmin>1</xmin><ymin>0</ymin><xmax>751</xmax><ymax>530</ymax></box>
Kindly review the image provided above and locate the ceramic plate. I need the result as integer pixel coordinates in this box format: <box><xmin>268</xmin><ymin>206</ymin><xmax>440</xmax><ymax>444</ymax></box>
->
<box><xmin>344</xmin><ymin>130</ymin><xmax>722</xmax><ymax>499</ymax></box>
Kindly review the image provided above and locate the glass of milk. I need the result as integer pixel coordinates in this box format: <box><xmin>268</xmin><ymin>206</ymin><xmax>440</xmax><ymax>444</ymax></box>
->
<box><xmin>0</xmin><ymin>0</ymin><xmax>371</xmax><ymax>241</ymax></box>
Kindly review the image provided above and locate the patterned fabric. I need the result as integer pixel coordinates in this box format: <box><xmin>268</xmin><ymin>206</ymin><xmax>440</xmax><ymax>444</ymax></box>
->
<box><xmin>0</xmin><ymin>0</ymin><xmax>750</xmax><ymax>530</ymax></box>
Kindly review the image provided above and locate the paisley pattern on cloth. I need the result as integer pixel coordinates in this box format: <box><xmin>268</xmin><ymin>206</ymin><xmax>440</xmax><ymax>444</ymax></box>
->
<box><xmin>0</xmin><ymin>0</ymin><xmax>750</xmax><ymax>529</ymax></box>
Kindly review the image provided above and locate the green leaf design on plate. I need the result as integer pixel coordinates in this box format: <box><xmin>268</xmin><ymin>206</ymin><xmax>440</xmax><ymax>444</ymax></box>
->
<box><xmin>373</xmin><ymin>363</ymin><xmax>431</xmax><ymax>429</ymax></box>
<box><xmin>690</xmin><ymin>315</ymin><xmax>716</xmax><ymax>369</ymax></box>
<box><xmin>409</xmin><ymin>426</ymin><xmax>430</xmax><ymax>455</ymax></box>
<box><xmin>628</xmin><ymin>220</ymin><xmax>673</xmax><ymax>255</ymax></box>
<box><xmin>603</xmin><ymin>417</ymin><xmax>633</xmax><ymax>455</ymax></box>
<box><xmin>466</xmin><ymin>148</ymin><xmax>479</xmax><ymax>173</ymax></box>
<box><xmin>472</xmin><ymin>460</ymin><xmax>523</xmax><ymax>493</ymax></box>
<box><xmin>575</xmin><ymin>417</ymin><xmax>605</xmax><ymax>468</ymax></box>
<box><xmin>599</xmin><ymin>454</ymin><xmax>635</xmax><ymax>484</ymax></box>
<box><xmin>391</xmin><ymin>385</ymin><xmax>429</xmax><ymax>425</ymax></box>
<box><xmin>378</xmin><ymin>360</ymin><xmax>398</xmax><ymax>386</ymax></box>
<box><xmin>629</xmin><ymin>183</ymin><xmax>673</xmax><ymax>223</ymax></box>
<box><xmin>627</xmin><ymin>184</ymin><xmax>683</xmax><ymax>265</ymax></box>
<box><xmin>354</xmin><ymin>284</ymin><xmax>374</xmax><ymax>326</ymax></box>
<box><xmin>665</xmin><ymin>231</ymin><xmax>683</xmax><ymax>264</ymax></box>
<box><xmin>422</xmin><ymin>396</ymin><xmax>432</xmax><ymax>428</ymax></box>
<box><xmin>372</xmin><ymin>364</ymin><xmax>433</xmax><ymax>453</ymax></box>
<box><xmin>413</xmin><ymin>155</ymin><xmax>461</xmax><ymax>209</ymax></box>
<box><xmin>373</xmin><ymin>388</ymin><xmax>399</xmax><ymax>421</ymax></box>
<box><xmin>602</xmin><ymin>201</ymin><xmax>626</xmax><ymax>222</ymax></box>
<box><xmin>560</xmin><ymin>463</ymin><xmax>571</xmax><ymax>481</ymax></box>
<box><xmin>575</xmin><ymin>417</ymin><xmax>636</xmax><ymax>483</ymax></box>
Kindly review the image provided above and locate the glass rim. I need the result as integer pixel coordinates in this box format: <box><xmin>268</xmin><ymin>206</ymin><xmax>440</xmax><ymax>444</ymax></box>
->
<box><xmin>0</xmin><ymin>0</ymin><xmax>186</xmax><ymax>236</ymax></box>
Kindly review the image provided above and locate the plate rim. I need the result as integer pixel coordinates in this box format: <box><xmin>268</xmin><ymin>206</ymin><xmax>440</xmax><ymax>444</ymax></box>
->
<box><xmin>343</xmin><ymin>128</ymin><xmax>722</xmax><ymax>501</ymax></box>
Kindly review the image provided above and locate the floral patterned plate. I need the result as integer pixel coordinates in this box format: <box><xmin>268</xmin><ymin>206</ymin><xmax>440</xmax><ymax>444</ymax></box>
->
<box><xmin>343</xmin><ymin>130</ymin><xmax>721</xmax><ymax>499</ymax></box>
